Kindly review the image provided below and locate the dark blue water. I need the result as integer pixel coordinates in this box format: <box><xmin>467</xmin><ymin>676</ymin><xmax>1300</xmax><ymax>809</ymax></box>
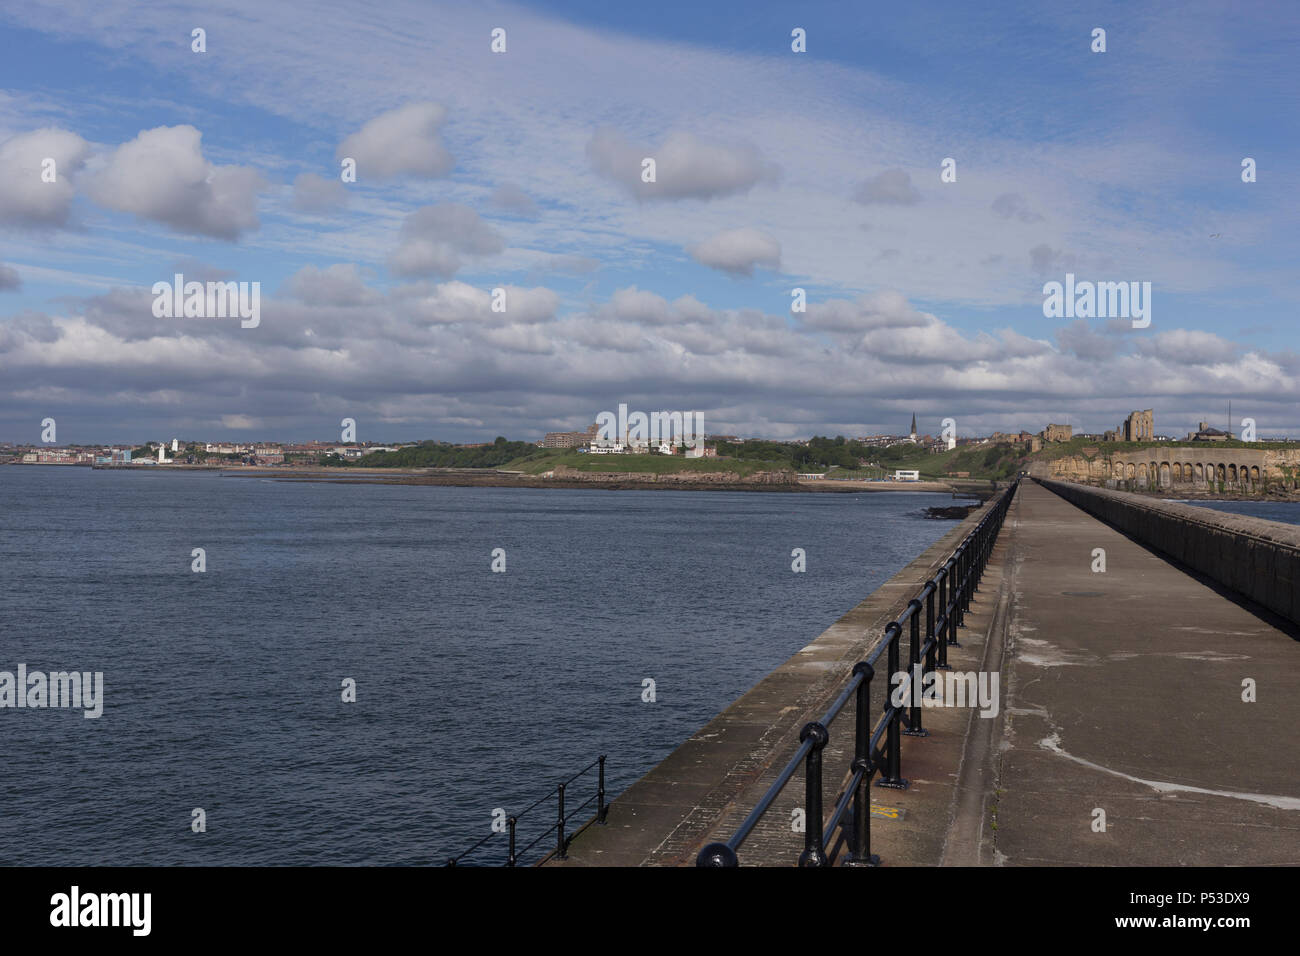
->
<box><xmin>1183</xmin><ymin>499</ymin><xmax>1300</xmax><ymax>526</ymax></box>
<box><xmin>0</xmin><ymin>466</ymin><xmax>960</xmax><ymax>865</ymax></box>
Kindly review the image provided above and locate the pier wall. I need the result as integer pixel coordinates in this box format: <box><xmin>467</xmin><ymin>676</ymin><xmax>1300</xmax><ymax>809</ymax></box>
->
<box><xmin>1036</xmin><ymin>478</ymin><xmax>1300</xmax><ymax>624</ymax></box>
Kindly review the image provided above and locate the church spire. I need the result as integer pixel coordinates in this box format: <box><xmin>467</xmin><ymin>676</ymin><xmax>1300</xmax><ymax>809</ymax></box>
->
<box><xmin>910</xmin><ymin>413</ymin><xmax>917</xmax><ymax>438</ymax></box>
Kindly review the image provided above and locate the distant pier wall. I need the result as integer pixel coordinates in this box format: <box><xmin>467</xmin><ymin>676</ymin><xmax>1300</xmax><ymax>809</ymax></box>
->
<box><xmin>1036</xmin><ymin>478</ymin><xmax>1300</xmax><ymax>624</ymax></box>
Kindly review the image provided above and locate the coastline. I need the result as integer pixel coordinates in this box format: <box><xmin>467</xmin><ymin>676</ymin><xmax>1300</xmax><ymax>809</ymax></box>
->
<box><xmin>9</xmin><ymin>461</ymin><xmax>990</xmax><ymax>495</ymax></box>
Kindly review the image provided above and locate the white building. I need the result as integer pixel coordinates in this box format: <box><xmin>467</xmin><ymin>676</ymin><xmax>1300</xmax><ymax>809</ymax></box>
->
<box><xmin>892</xmin><ymin>469</ymin><xmax>920</xmax><ymax>481</ymax></box>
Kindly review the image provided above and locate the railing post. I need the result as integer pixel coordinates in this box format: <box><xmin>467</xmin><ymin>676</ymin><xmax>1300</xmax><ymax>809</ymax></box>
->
<box><xmin>556</xmin><ymin>783</ymin><xmax>567</xmax><ymax>860</ymax></box>
<box><xmin>877</xmin><ymin>625</ymin><xmax>908</xmax><ymax>790</ymax></box>
<box><xmin>937</xmin><ymin>569</ymin><xmax>951</xmax><ymax>668</ymax></box>
<box><xmin>798</xmin><ymin>722</ymin><xmax>830</xmax><ymax>866</ymax></box>
<box><xmin>925</xmin><ymin>585</ymin><xmax>937</xmax><ymax>674</ymax></box>
<box><xmin>597</xmin><ymin>755</ymin><xmax>608</xmax><ymax>824</ymax></box>
<box><xmin>962</xmin><ymin>545</ymin><xmax>972</xmax><ymax>615</ymax></box>
<box><xmin>905</xmin><ymin>599</ymin><xmax>927</xmax><ymax>737</ymax></box>
<box><xmin>507</xmin><ymin>816</ymin><xmax>517</xmax><ymax>867</ymax></box>
<box><xmin>845</xmin><ymin>663</ymin><xmax>880</xmax><ymax>867</ymax></box>
<box><xmin>946</xmin><ymin>557</ymin><xmax>961</xmax><ymax>648</ymax></box>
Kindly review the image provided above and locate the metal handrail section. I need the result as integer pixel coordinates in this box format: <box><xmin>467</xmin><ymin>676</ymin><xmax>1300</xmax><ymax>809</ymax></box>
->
<box><xmin>697</xmin><ymin>480</ymin><xmax>1019</xmax><ymax>866</ymax></box>
<box><xmin>447</xmin><ymin>755</ymin><xmax>608</xmax><ymax>866</ymax></box>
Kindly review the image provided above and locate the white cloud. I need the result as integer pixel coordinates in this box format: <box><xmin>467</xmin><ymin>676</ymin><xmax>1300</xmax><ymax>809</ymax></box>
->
<box><xmin>283</xmin><ymin>263</ymin><xmax>379</xmax><ymax>306</ymax></box>
<box><xmin>586</xmin><ymin>128</ymin><xmax>778</xmax><ymax>201</ymax></box>
<box><xmin>0</xmin><ymin>262</ymin><xmax>20</xmax><ymax>290</ymax></box>
<box><xmin>803</xmin><ymin>291</ymin><xmax>932</xmax><ymax>334</ymax></box>
<box><xmin>87</xmin><ymin>125</ymin><xmax>264</xmax><ymax>240</ymax></box>
<box><xmin>0</xmin><ymin>128</ymin><xmax>90</xmax><ymax>226</ymax></box>
<box><xmin>406</xmin><ymin>280</ymin><xmax>557</xmax><ymax>325</ymax></box>
<box><xmin>388</xmin><ymin>203</ymin><xmax>504</xmax><ymax>277</ymax></box>
<box><xmin>336</xmin><ymin>102</ymin><xmax>454</xmax><ymax>180</ymax></box>
<box><xmin>688</xmin><ymin>228</ymin><xmax>781</xmax><ymax>275</ymax></box>
<box><xmin>1135</xmin><ymin>329</ymin><xmax>1239</xmax><ymax>366</ymax></box>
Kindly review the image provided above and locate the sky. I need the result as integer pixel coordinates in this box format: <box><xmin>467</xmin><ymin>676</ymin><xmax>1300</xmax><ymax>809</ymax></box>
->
<box><xmin>0</xmin><ymin>0</ymin><xmax>1297</xmax><ymax>444</ymax></box>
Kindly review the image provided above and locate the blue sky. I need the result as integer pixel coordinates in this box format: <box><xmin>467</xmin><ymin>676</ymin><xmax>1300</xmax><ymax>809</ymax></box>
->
<box><xmin>1</xmin><ymin>0</ymin><xmax>1297</xmax><ymax>444</ymax></box>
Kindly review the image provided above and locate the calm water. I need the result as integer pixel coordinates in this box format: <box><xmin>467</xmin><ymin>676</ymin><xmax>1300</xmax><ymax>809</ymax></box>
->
<box><xmin>1184</xmin><ymin>499</ymin><xmax>1300</xmax><ymax>526</ymax></box>
<box><xmin>0</xmin><ymin>466</ymin><xmax>961</xmax><ymax>865</ymax></box>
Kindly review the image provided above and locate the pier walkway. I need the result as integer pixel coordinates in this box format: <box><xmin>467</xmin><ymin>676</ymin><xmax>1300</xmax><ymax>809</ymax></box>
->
<box><xmin>548</xmin><ymin>481</ymin><xmax>1300</xmax><ymax>866</ymax></box>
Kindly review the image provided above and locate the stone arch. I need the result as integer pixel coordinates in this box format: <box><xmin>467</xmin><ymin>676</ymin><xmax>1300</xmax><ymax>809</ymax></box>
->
<box><xmin>1173</xmin><ymin>462</ymin><xmax>1184</xmax><ymax>481</ymax></box>
<box><xmin>1217</xmin><ymin>463</ymin><xmax>1226</xmax><ymax>481</ymax></box>
<box><xmin>1138</xmin><ymin>463</ymin><xmax>1149</xmax><ymax>485</ymax></box>
<box><xmin>1114</xmin><ymin>461</ymin><xmax>1125</xmax><ymax>479</ymax></box>
<box><xmin>1195</xmin><ymin>463</ymin><xmax>1204</xmax><ymax>482</ymax></box>
<box><xmin>1240</xmin><ymin>463</ymin><xmax>1251</xmax><ymax>486</ymax></box>
<box><xmin>1228</xmin><ymin>464</ymin><xmax>1237</xmax><ymax>482</ymax></box>
<box><xmin>1126</xmin><ymin>463</ymin><xmax>1136</xmax><ymax>480</ymax></box>
<box><xmin>1251</xmin><ymin>465</ymin><xmax>1261</xmax><ymax>482</ymax></box>
<box><xmin>1159</xmin><ymin>462</ymin><xmax>1171</xmax><ymax>486</ymax></box>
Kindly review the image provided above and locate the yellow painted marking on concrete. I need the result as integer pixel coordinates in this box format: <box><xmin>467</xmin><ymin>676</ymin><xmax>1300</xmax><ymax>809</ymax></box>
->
<box><xmin>870</xmin><ymin>804</ymin><xmax>904</xmax><ymax>820</ymax></box>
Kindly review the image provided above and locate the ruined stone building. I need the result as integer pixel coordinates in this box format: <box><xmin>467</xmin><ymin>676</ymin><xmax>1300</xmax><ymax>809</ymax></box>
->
<box><xmin>1108</xmin><ymin>409</ymin><xmax>1154</xmax><ymax>442</ymax></box>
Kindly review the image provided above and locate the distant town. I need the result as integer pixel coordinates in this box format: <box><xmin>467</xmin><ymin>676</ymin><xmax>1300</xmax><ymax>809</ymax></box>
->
<box><xmin>4</xmin><ymin>409</ymin><xmax>1291</xmax><ymax>479</ymax></box>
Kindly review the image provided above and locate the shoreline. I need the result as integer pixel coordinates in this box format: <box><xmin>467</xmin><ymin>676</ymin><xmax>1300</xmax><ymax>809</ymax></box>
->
<box><xmin>9</xmin><ymin>461</ymin><xmax>994</xmax><ymax>496</ymax></box>
<box><xmin>12</xmin><ymin>462</ymin><xmax>1300</xmax><ymax>502</ymax></box>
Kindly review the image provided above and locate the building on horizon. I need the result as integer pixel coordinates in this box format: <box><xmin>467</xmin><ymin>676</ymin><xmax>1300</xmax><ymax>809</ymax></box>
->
<box><xmin>1105</xmin><ymin>409</ymin><xmax>1154</xmax><ymax>442</ymax></box>
<box><xmin>1187</xmin><ymin>422</ymin><xmax>1232</xmax><ymax>442</ymax></box>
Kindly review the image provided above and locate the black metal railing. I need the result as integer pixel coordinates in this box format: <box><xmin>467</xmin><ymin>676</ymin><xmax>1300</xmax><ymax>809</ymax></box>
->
<box><xmin>696</xmin><ymin>479</ymin><xmax>1018</xmax><ymax>867</ymax></box>
<box><xmin>446</xmin><ymin>755</ymin><xmax>608</xmax><ymax>866</ymax></box>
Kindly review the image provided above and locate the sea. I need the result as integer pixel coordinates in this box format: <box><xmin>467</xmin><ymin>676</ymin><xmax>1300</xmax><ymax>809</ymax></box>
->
<box><xmin>1179</xmin><ymin>499</ymin><xmax>1300</xmax><ymax>526</ymax></box>
<box><xmin>0</xmin><ymin>466</ymin><xmax>970</xmax><ymax>866</ymax></box>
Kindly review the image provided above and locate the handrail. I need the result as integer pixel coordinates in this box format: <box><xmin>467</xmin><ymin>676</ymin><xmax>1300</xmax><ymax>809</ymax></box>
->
<box><xmin>446</xmin><ymin>755</ymin><xmax>608</xmax><ymax>866</ymax></box>
<box><xmin>697</xmin><ymin>479</ymin><xmax>1019</xmax><ymax>866</ymax></box>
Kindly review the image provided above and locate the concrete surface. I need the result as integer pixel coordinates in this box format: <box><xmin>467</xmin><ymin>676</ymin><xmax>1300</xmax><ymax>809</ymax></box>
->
<box><xmin>989</xmin><ymin>482</ymin><xmax>1300</xmax><ymax>865</ymax></box>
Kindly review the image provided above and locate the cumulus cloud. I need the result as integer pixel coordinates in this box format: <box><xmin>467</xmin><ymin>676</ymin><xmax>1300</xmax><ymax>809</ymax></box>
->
<box><xmin>0</xmin><ymin>128</ymin><xmax>90</xmax><ymax>227</ymax></box>
<box><xmin>1135</xmin><ymin>329</ymin><xmax>1239</xmax><ymax>366</ymax></box>
<box><xmin>2</xmin><ymin>277</ymin><xmax>1295</xmax><ymax>444</ymax></box>
<box><xmin>291</xmin><ymin>172</ymin><xmax>349</xmax><ymax>213</ymax></box>
<box><xmin>490</xmin><ymin>183</ymin><xmax>538</xmax><ymax>217</ymax></box>
<box><xmin>586</xmin><ymin>128</ymin><xmax>777</xmax><ymax>201</ymax></box>
<box><xmin>600</xmin><ymin>286</ymin><xmax>672</xmax><ymax>325</ymax></box>
<box><xmin>336</xmin><ymin>102</ymin><xmax>454</xmax><ymax>179</ymax></box>
<box><xmin>0</xmin><ymin>263</ymin><xmax>20</xmax><ymax>290</ymax></box>
<box><xmin>405</xmin><ymin>280</ymin><xmax>558</xmax><ymax>326</ymax></box>
<box><xmin>802</xmin><ymin>290</ymin><xmax>933</xmax><ymax>334</ymax></box>
<box><xmin>87</xmin><ymin>125</ymin><xmax>264</xmax><ymax>240</ymax></box>
<box><xmin>991</xmin><ymin>192</ymin><xmax>1042</xmax><ymax>223</ymax></box>
<box><xmin>283</xmin><ymin>263</ymin><xmax>380</xmax><ymax>306</ymax></box>
<box><xmin>852</xmin><ymin>169</ymin><xmax>921</xmax><ymax>205</ymax></box>
<box><xmin>388</xmin><ymin>203</ymin><xmax>504</xmax><ymax>278</ymax></box>
<box><xmin>1056</xmin><ymin>319</ymin><xmax>1119</xmax><ymax>361</ymax></box>
<box><xmin>688</xmin><ymin>228</ymin><xmax>781</xmax><ymax>275</ymax></box>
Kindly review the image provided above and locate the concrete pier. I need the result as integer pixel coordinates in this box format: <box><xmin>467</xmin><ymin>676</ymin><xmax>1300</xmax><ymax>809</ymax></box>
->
<box><xmin>987</xmin><ymin>481</ymin><xmax>1299</xmax><ymax>866</ymax></box>
<box><xmin>548</xmin><ymin>481</ymin><xmax>1300</xmax><ymax>866</ymax></box>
